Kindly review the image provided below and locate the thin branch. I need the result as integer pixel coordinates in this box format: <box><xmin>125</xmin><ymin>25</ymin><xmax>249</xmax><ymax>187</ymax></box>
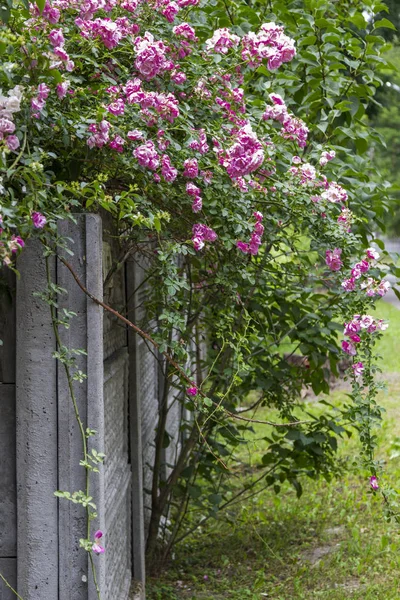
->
<box><xmin>0</xmin><ymin>573</ymin><xmax>24</xmax><ymax>600</ymax></box>
<box><xmin>57</xmin><ymin>254</ymin><xmax>310</xmax><ymax>428</ymax></box>
<box><xmin>173</xmin><ymin>458</ymin><xmax>285</xmax><ymax>546</ymax></box>
<box><xmin>222</xmin><ymin>0</ymin><xmax>235</xmax><ymax>25</ymax></box>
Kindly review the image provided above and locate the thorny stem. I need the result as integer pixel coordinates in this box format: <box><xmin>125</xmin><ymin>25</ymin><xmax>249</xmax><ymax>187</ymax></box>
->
<box><xmin>173</xmin><ymin>459</ymin><xmax>285</xmax><ymax>546</ymax></box>
<box><xmin>0</xmin><ymin>573</ymin><xmax>24</xmax><ymax>600</ymax></box>
<box><xmin>222</xmin><ymin>0</ymin><xmax>235</xmax><ymax>25</ymax></box>
<box><xmin>45</xmin><ymin>256</ymin><xmax>101</xmax><ymax>600</ymax></box>
<box><xmin>58</xmin><ymin>255</ymin><xmax>309</xmax><ymax>429</ymax></box>
<box><xmin>147</xmin><ymin>357</ymin><xmax>172</xmax><ymax>554</ymax></box>
<box><xmin>89</xmin><ymin>552</ymin><xmax>102</xmax><ymax>594</ymax></box>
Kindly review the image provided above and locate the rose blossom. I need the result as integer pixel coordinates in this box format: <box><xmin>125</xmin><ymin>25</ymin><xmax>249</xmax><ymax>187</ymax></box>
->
<box><xmin>133</xmin><ymin>141</ymin><xmax>160</xmax><ymax>170</ymax></box>
<box><xmin>236</xmin><ymin>241</ymin><xmax>249</xmax><ymax>253</ymax></box>
<box><xmin>348</xmin><ymin>334</ymin><xmax>361</xmax><ymax>343</ymax></box>
<box><xmin>134</xmin><ymin>32</ymin><xmax>169</xmax><ymax>80</ymax></box>
<box><xmin>0</xmin><ymin>118</ymin><xmax>16</xmax><ymax>134</ymax></box>
<box><xmin>56</xmin><ymin>81</ymin><xmax>70</xmax><ymax>99</ymax></box>
<box><xmin>352</xmin><ymin>362</ymin><xmax>364</xmax><ymax>377</ymax></box>
<box><xmin>172</xmin><ymin>22</ymin><xmax>197</xmax><ymax>41</ymax></box>
<box><xmin>325</xmin><ymin>248</ymin><xmax>343</xmax><ymax>272</ymax></box>
<box><xmin>48</xmin><ymin>28</ymin><xmax>65</xmax><ymax>47</ymax></box>
<box><xmin>109</xmin><ymin>135</ymin><xmax>125</xmax><ymax>152</ymax></box>
<box><xmin>183</xmin><ymin>158</ymin><xmax>199</xmax><ymax>178</ymax></box>
<box><xmin>224</xmin><ymin>125</ymin><xmax>264</xmax><ymax>179</ymax></box>
<box><xmin>171</xmin><ymin>70</ymin><xmax>186</xmax><ymax>84</ymax></box>
<box><xmin>127</xmin><ymin>129</ymin><xmax>145</xmax><ymax>141</ymax></box>
<box><xmin>377</xmin><ymin>280</ymin><xmax>390</xmax><ymax>297</ymax></box>
<box><xmin>205</xmin><ymin>28</ymin><xmax>240</xmax><ymax>54</ymax></box>
<box><xmin>162</xmin><ymin>1</ymin><xmax>179</xmax><ymax>22</ymax></box>
<box><xmin>369</xmin><ymin>476</ymin><xmax>379</xmax><ymax>490</ymax></box>
<box><xmin>321</xmin><ymin>182</ymin><xmax>348</xmax><ymax>203</ymax></box>
<box><xmin>341</xmin><ymin>277</ymin><xmax>356</xmax><ymax>291</ymax></box>
<box><xmin>192</xmin><ymin>197</ymin><xmax>202</xmax><ymax>213</ymax></box>
<box><xmin>344</xmin><ymin>320</ymin><xmax>361</xmax><ymax>336</ymax></box>
<box><xmin>161</xmin><ymin>154</ymin><xmax>178</xmax><ymax>182</ymax></box>
<box><xmin>319</xmin><ymin>150</ymin><xmax>335</xmax><ymax>166</ymax></box>
<box><xmin>366</xmin><ymin>247</ymin><xmax>379</xmax><ymax>261</ymax></box>
<box><xmin>92</xmin><ymin>530</ymin><xmax>105</xmax><ymax>555</ymax></box>
<box><xmin>192</xmin><ymin>236</ymin><xmax>204</xmax><ymax>251</ymax></box>
<box><xmin>5</xmin><ymin>135</ymin><xmax>20</xmax><ymax>151</ymax></box>
<box><xmin>191</xmin><ymin>223</ymin><xmax>217</xmax><ymax>251</ymax></box>
<box><xmin>342</xmin><ymin>340</ymin><xmax>357</xmax><ymax>356</ymax></box>
<box><xmin>107</xmin><ymin>98</ymin><xmax>125</xmax><ymax>115</ymax></box>
<box><xmin>360</xmin><ymin>315</ymin><xmax>374</xmax><ymax>329</ymax></box>
<box><xmin>186</xmin><ymin>386</ymin><xmax>198</xmax><ymax>396</ymax></box>
<box><xmin>376</xmin><ymin>320</ymin><xmax>389</xmax><ymax>331</ymax></box>
<box><xmin>9</xmin><ymin>235</ymin><xmax>24</xmax><ymax>253</ymax></box>
<box><xmin>32</xmin><ymin>212</ymin><xmax>47</xmax><ymax>228</ymax></box>
<box><xmin>186</xmin><ymin>183</ymin><xmax>200</xmax><ymax>196</ymax></box>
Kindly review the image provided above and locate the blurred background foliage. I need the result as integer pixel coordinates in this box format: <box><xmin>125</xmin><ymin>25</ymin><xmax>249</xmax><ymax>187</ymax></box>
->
<box><xmin>373</xmin><ymin>0</ymin><xmax>400</xmax><ymax>235</ymax></box>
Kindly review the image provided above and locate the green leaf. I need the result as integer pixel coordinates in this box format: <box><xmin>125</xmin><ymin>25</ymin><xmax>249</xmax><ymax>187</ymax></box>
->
<box><xmin>350</xmin><ymin>13</ymin><xmax>366</xmax><ymax>29</ymax></box>
<box><xmin>35</xmin><ymin>0</ymin><xmax>46</xmax><ymax>14</ymax></box>
<box><xmin>355</xmin><ymin>137</ymin><xmax>368</xmax><ymax>154</ymax></box>
<box><xmin>49</xmin><ymin>69</ymin><xmax>63</xmax><ymax>83</ymax></box>
<box><xmin>0</xmin><ymin>6</ymin><xmax>10</xmax><ymax>23</ymax></box>
<box><xmin>299</xmin><ymin>35</ymin><xmax>317</xmax><ymax>46</ymax></box>
<box><xmin>393</xmin><ymin>287</ymin><xmax>400</xmax><ymax>302</ymax></box>
<box><xmin>208</xmin><ymin>493</ymin><xmax>222</xmax><ymax>506</ymax></box>
<box><xmin>162</xmin><ymin>430</ymin><xmax>171</xmax><ymax>449</ymax></box>
<box><xmin>373</xmin><ymin>18</ymin><xmax>396</xmax><ymax>31</ymax></box>
<box><xmin>188</xmin><ymin>485</ymin><xmax>202</xmax><ymax>499</ymax></box>
<box><xmin>292</xmin><ymin>479</ymin><xmax>303</xmax><ymax>498</ymax></box>
<box><xmin>154</xmin><ymin>216</ymin><xmax>161</xmax><ymax>232</ymax></box>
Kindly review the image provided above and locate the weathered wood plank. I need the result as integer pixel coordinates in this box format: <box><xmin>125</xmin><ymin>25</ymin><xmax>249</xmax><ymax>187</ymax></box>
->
<box><xmin>0</xmin><ymin>384</ymin><xmax>16</xmax><ymax>557</ymax></box>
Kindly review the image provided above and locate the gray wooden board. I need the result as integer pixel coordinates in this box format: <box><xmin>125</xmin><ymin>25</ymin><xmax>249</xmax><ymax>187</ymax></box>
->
<box><xmin>0</xmin><ymin>384</ymin><xmax>16</xmax><ymax>557</ymax></box>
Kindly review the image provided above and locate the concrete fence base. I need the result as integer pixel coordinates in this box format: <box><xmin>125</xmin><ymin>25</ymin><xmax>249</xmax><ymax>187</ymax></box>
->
<box><xmin>0</xmin><ymin>216</ymin><xmax>153</xmax><ymax>599</ymax></box>
<box><xmin>0</xmin><ymin>215</ymin><xmax>173</xmax><ymax>599</ymax></box>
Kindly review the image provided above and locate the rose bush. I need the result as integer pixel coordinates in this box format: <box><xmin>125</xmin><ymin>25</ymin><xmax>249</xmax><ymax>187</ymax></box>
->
<box><xmin>0</xmin><ymin>0</ymin><xmax>397</xmax><ymax>579</ymax></box>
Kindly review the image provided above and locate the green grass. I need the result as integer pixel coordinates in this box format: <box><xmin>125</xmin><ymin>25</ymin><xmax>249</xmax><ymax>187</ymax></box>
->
<box><xmin>373</xmin><ymin>301</ymin><xmax>400</xmax><ymax>373</ymax></box>
<box><xmin>147</xmin><ymin>301</ymin><xmax>400</xmax><ymax>600</ymax></box>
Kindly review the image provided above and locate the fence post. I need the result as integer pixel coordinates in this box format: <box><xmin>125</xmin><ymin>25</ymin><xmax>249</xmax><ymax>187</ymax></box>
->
<box><xmin>57</xmin><ymin>215</ymin><xmax>105</xmax><ymax>600</ymax></box>
<box><xmin>126</xmin><ymin>257</ymin><xmax>146</xmax><ymax>598</ymax></box>
<box><xmin>16</xmin><ymin>241</ymin><xmax>59</xmax><ymax>600</ymax></box>
<box><xmin>15</xmin><ymin>218</ymin><xmax>105</xmax><ymax>600</ymax></box>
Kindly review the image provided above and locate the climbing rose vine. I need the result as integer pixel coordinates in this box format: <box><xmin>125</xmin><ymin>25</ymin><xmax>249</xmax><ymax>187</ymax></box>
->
<box><xmin>0</xmin><ymin>0</ymin><xmax>396</xmax><ymax>580</ymax></box>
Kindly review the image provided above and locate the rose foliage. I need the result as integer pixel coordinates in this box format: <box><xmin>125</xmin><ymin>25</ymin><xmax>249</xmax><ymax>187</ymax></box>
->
<box><xmin>0</xmin><ymin>0</ymin><xmax>398</xmax><ymax>568</ymax></box>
